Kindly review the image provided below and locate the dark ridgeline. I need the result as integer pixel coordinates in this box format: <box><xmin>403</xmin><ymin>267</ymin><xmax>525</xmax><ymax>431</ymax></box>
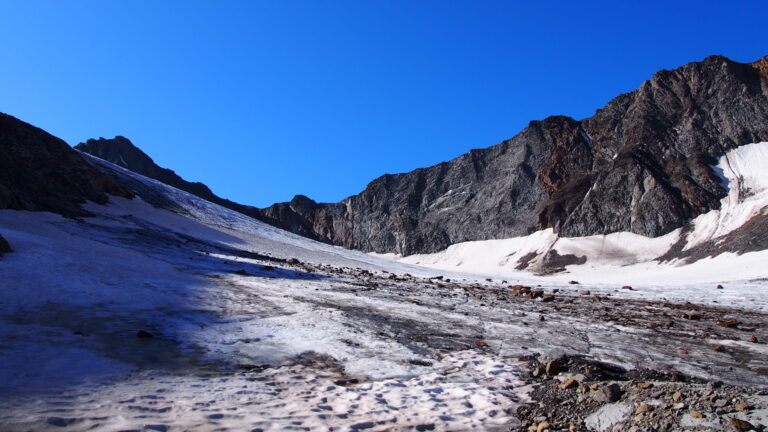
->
<box><xmin>74</xmin><ymin>136</ymin><xmax>327</xmax><ymax>242</ymax></box>
<box><xmin>4</xmin><ymin>54</ymin><xmax>767</xmax><ymax>257</ymax></box>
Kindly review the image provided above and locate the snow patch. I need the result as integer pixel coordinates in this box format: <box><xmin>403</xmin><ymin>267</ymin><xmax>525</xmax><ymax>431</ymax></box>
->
<box><xmin>584</xmin><ymin>402</ymin><xmax>632</xmax><ymax>431</ymax></box>
<box><xmin>685</xmin><ymin>142</ymin><xmax>768</xmax><ymax>250</ymax></box>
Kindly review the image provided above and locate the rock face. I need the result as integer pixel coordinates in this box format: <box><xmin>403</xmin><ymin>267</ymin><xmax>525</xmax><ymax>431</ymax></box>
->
<box><xmin>261</xmin><ymin>55</ymin><xmax>768</xmax><ymax>255</ymax></box>
<box><xmin>0</xmin><ymin>113</ymin><xmax>132</xmax><ymax>217</ymax></box>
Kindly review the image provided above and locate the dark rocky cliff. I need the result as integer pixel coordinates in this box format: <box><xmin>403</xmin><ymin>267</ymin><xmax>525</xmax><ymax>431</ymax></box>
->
<box><xmin>261</xmin><ymin>55</ymin><xmax>768</xmax><ymax>255</ymax></box>
<box><xmin>0</xmin><ymin>113</ymin><xmax>132</xmax><ymax>217</ymax></box>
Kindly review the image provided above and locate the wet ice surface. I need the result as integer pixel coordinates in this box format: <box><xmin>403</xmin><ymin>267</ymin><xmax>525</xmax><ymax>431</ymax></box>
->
<box><xmin>1</xmin><ymin>163</ymin><xmax>768</xmax><ymax>430</ymax></box>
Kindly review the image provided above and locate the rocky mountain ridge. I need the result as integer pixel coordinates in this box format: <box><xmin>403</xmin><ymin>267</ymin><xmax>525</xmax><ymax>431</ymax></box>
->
<box><xmin>5</xmin><ymin>54</ymin><xmax>768</xmax><ymax>257</ymax></box>
<box><xmin>260</xmin><ymin>54</ymin><xmax>768</xmax><ymax>255</ymax></box>
<box><xmin>74</xmin><ymin>136</ymin><xmax>330</xmax><ymax>242</ymax></box>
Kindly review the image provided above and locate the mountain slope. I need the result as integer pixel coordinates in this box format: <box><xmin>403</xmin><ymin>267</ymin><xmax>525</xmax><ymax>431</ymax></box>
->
<box><xmin>391</xmin><ymin>141</ymin><xmax>768</xmax><ymax>282</ymax></box>
<box><xmin>75</xmin><ymin>136</ymin><xmax>330</xmax><ymax>242</ymax></box>
<box><xmin>260</xmin><ymin>55</ymin><xmax>768</xmax><ymax>255</ymax></box>
<box><xmin>0</xmin><ymin>113</ymin><xmax>132</xmax><ymax>217</ymax></box>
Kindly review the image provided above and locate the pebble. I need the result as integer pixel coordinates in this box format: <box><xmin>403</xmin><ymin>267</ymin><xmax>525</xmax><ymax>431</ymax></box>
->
<box><xmin>734</xmin><ymin>402</ymin><xmax>750</xmax><ymax>411</ymax></box>
<box><xmin>636</xmin><ymin>404</ymin><xmax>653</xmax><ymax>414</ymax></box>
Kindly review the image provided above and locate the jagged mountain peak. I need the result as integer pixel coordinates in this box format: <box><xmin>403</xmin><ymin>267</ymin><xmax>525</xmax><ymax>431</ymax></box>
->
<box><xmin>261</xmin><ymin>54</ymin><xmax>768</xmax><ymax>255</ymax></box>
<box><xmin>76</xmin><ymin>136</ymin><xmax>176</xmax><ymax>177</ymax></box>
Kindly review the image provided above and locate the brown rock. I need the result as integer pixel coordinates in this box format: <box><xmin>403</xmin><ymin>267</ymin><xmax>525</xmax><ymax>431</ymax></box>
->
<box><xmin>568</xmin><ymin>280</ymin><xmax>579</xmax><ymax>285</ymax></box>
<box><xmin>637</xmin><ymin>382</ymin><xmax>654</xmax><ymax>389</ymax></box>
<box><xmin>714</xmin><ymin>345</ymin><xmax>726</xmax><ymax>352</ymax></box>
<box><xmin>621</xmin><ymin>285</ymin><xmax>634</xmax><ymax>290</ymax></box>
<box><xmin>636</xmin><ymin>404</ymin><xmax>653</xmax><ymax>414</ymax></box>
<box><xmin>511</xmin><ymin>285</ymin><xmax>532</xmax><ymax>296</ymax></box>
<box><xmin>541</xmin><ymin>295</ymin><xmax>556</xmax><ymax>302</ymax></box>
<box><xmin>536</xmin><ymin>421</ymin><xmax>551</xmax><ymax>432</ymax></box>
<box><xmin>726</xmin><ymin>417</ymin><xmax>754</xmax><ymax>431</ymax></box>
<box><xmin>734</xmin><ymin>402</ymin><xmax>751</xmax><ymax>412</ymax></box>
<box><xmin>748</xmin><ymin>335</ymin><xmax>758</xmax><ymax>343</ymax></box>
<box><xmin>560</xmin><ymin>378</ymin><xmax>578</xmax><ymax>390</ymax></box>
<box><xmin>690</xmin><ymin>410</ymin><xmax>703</xmax><ymax>418</ymax></box>
<box><xmin>592</xmin><ymin>383</ymin><xmax>622</xmax><ymax>403</ymax></box>
<box><xmin>545</xmin><ymin>359</ymin><xmax>561</xmax><ymax>376</ymax></box>
<box><xmin>579</xmin><ymin>290</ymin><xmax>591</xmax><ymax>295</ymax></box>
<box><xmin>717</xmin><ymin>319</ymin><xmax>741</xmax><ymax>328</ymax></box>
<box><xmin>474</xmin><ymin>340</ymin><xmax>487</xmax><ymax>348</ymax></box>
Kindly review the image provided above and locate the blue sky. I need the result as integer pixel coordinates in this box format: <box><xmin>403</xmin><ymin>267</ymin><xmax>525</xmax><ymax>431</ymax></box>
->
<box><xmin>1</xmin><ymin>1</ymin><xmax>766</xmax><ymax>207</ymax></box>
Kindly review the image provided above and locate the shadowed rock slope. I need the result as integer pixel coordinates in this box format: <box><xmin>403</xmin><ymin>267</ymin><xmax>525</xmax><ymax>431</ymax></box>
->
<box><xmin>0</xmin><ymin>113</ymin><xmax>132</xmax><ymax>217</ymax></box>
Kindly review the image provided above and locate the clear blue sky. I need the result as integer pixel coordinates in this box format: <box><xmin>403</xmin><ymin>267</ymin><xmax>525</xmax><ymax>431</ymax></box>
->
<box><xmin>1</xmin><ymin>1</ymin><xmax>766</xmax><ymax>207</ymax></box>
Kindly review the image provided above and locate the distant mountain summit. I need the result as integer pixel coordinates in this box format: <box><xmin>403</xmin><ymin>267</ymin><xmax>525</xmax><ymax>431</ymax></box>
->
<box><xmin>73</xmin><ymin>136</ymin><xmax>328</xmax><ymax>242</ymax></box>
<box><xmin>75</xmin><ymin>136</ymin><xmax>225</xmax><ymax>206</ymax></box>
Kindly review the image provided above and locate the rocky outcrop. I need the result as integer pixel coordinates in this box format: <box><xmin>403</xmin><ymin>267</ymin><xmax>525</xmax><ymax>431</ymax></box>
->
<box><xmin>262</xmin><ymin>55</ymin><xmax>768</xmax><ymax>255</ymax></box>
<box><xmin>0</xmin><ymin>113</ymin><xmax>132</xmax><ymax>217</ymax></box>
<box><xmin>0</xmin><ymin>234</ymin><xmax>11</xmax><ymax>256</ymax></box>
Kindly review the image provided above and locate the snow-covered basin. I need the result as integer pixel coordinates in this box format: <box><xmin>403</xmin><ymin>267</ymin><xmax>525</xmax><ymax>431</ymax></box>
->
<box><xmin>0</xmin><ymin>164</ymin><xmax>527</xmax><ymax>430</ymax></box>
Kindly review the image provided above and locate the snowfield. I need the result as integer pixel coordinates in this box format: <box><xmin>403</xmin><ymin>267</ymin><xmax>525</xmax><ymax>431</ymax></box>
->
<box><xmin>0</xmin><ymin>145</ymin><xmax>767</xmax><ymax>431</ymax></box>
